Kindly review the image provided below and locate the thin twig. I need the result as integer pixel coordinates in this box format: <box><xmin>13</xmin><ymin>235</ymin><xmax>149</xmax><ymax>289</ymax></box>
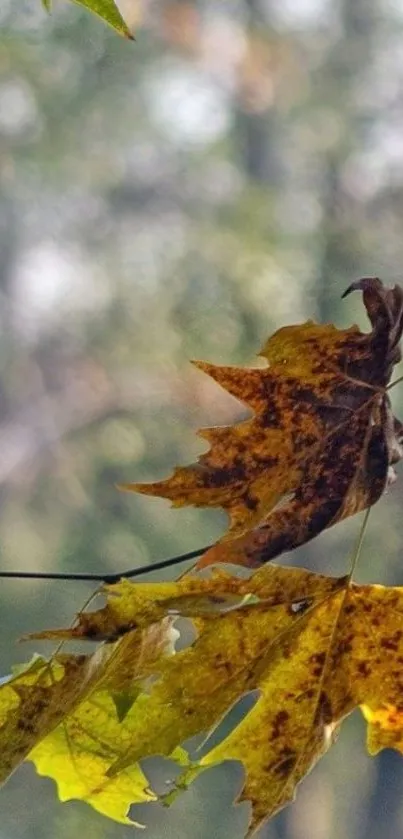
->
<box><xmin>346</xmin><ymin>506</ymin><xmax>371</xmax><ymax>582</ymax></box>
<box><xmin>0</xmin><ymin>545</ymin><xmax>211</xmax><ymax>584</ymax></box>
<box><xmin>387</xmin><ymin>374</ymin><xmax>403</xmax><ymax>392</ymax></box>
<box><xmin>2</xmin><ymin>363</ymin><xmax>400</xmax><ymax>587</ymax></box>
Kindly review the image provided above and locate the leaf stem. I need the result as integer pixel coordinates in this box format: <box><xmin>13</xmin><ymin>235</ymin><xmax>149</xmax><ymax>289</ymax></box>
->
<box><xmin>1</xmin><ymin>367</ymin><xmax>393</xmax><ymax>588</ymax></box>
<box><xmin>347</xmin><ymin>507</ymin><xmax>371</xmax><ymax>583</ymax></box>
<box><xmin>387</xmin><ymin>374</ymin><xmax>403</xmax><ymax>391</ymax></box>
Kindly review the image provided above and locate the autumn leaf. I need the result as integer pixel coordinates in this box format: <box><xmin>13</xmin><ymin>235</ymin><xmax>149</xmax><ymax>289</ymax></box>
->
<box><xmin>121</xmin><ymin>278</ymin><xmax>403</xmax><ymax>569</ymax></box>
<box><xmin>3</xmin><ymin>564</ymin><xmax>403</xmax><ymax>833</ymax></box>
<box><xmin>30</xmin><ymin>701</ymin><xmax>152</xmax><ymax>824</ymax></box>
<box><xmin>0</xmin><ymin>620</ymin><xmax>179</xmax><ymax>822</ymax></box>
<box><xmin>0</xmin><ymin>654</ymin><xmax>88</xmax><ymax>782</ymax></box>
<box><xmin>70</xmin><ymin>0</ymin><xmax>134</xmax><ymax>38</ymax></box>
<box><xmin>3</xmin><ymin>279</ymin><xmax>403</xmax><ymax>834</ymax></box>
<box><xmin>29</xmin><ymin>635</ymin><xmax>161</xmax><ymax>824</ymax></box>
<box><xmin>154</xmin><ymin>575</ymin><xmax>403</xmax><ymax>833</ymax></box>
<box><xmin>0</xmin><ymin>649</ymin><xmax>151</xmax><ymax>823</ymax></box>
<box><xmin>28</xmin><ymin>570</ymin><xmax>266</xmax><ymax>642</ymax></box>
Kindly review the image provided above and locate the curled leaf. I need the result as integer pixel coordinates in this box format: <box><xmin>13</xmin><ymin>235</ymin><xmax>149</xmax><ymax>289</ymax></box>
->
<box><xmin>121</xmin><ymin>278</ymin><xmax>403</xmax><ymax>569</ymax></box>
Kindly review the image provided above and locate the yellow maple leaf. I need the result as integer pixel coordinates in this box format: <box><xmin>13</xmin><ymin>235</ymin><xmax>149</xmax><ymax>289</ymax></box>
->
<box><xmin>12</xmin><ymin>563</ymin><xmax>403</xmax><ymax>833</ymax></box>
<box><xmin>0</xmin><ymin>654</ymin><xmax>90</xmax><ymax>782</ymax></box>
<box><xmin>0</xmin><ymin>624</ymin><xmax>175</xmax><ymax>823</ymax></box>
<box><xmin>30</xmin><ymin>688</ymin><xmax>153</xmax><ymax>824</ymax></box>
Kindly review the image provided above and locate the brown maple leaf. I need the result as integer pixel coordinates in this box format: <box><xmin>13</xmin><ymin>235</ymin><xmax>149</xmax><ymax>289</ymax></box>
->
<box><xmin>121</xmin><ymin>278</ymin><xmax>403</xmax><ymax>568</ymax></box>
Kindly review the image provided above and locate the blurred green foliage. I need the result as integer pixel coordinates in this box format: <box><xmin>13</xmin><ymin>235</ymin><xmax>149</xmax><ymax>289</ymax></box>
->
<box><xmin>2</xmin><ymin>1</ymin><xmax>403</xmax><ymax>837</ymax></box>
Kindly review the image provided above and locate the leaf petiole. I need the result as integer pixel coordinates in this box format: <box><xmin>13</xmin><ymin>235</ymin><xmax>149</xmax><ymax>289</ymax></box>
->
<box><xmin>346</xmin><ymin>507</ymin><xmax>371</xmax><ymax>583</ymax></box>
<box><xmin>387</xmin><ymin>374</ymin><xmax>403</xmax><ymax>391</ymax></box>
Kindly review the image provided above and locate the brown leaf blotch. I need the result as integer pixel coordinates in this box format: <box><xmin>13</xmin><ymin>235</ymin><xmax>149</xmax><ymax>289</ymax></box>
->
<box><xmin>122</xmin><ymin>279</ymin><xmax>403</xmax><ymax>571</ymax></box>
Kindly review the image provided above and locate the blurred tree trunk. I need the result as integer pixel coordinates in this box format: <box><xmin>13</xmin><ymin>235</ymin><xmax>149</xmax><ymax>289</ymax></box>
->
<box><xmin>235</xmin><ymin>0</ymin><xmax>281</xmax><ymax>185</ymax></box>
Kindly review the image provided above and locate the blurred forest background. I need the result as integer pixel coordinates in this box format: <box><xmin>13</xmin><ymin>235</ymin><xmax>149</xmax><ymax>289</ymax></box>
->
<box><xmin>2</xmin><ymin>0</ymin><xmax>403</xmax><ymax>837</ymax></box>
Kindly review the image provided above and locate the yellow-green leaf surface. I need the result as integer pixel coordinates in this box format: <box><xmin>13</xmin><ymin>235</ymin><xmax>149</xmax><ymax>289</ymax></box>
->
<box><xmin>30</xmin><ymin>690</ymin><xmax>153</xmax><ymax>824</ymax></box>
<box><xmin>172</xmin><ymin>577</ymin><xmax>403</xmax><ymax>834</ymax></box>
<box><xmin>29</xmin><ymin>624</ymin><xmax>179</xmax><ymax>821</ymax></box>
<box><xmin>71</xmin><ymin>0</ymin><xmax>134</xmax><ymax>38</ymax></box>
<box><xmin>5</xmin><ymin>565</ymin><xmax>403</xmax><ymax>832</ymax></box>
<box><xmin>188</xmin><ymin>598</ymin><xmax>343</xmax><ymax>832</ymax></box>
<box><xmin>27</xmin><ymin>570</ymin><xmax>275</xmax><ymax>642</ymax></box>
<box><xmin>0</xmin><ymin>655</ymin><xmax>89</xmax><ymax>781</ymax></box>
<box><xmin>0</xmin><ymin>625</ymin><xmax>172</xmax><ymax>821</ymax></box>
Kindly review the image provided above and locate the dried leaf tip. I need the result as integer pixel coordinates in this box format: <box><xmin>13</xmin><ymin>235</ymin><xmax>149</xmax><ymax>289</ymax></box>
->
<box><xmin>341</xmin><ymin>277</ymin><xmax>383</xmax><ymax>298</ymax></box>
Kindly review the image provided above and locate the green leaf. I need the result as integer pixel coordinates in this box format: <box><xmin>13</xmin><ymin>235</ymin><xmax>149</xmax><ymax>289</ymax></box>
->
<box><xmin>41</xmin><ymin>0</ymin><xmax>52</xmax><ymax>11</ymax></box>
<box><xmin>71</xmin><ymin>0</ymin><xmax>134</xmax><ymax>39</ymax></box>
